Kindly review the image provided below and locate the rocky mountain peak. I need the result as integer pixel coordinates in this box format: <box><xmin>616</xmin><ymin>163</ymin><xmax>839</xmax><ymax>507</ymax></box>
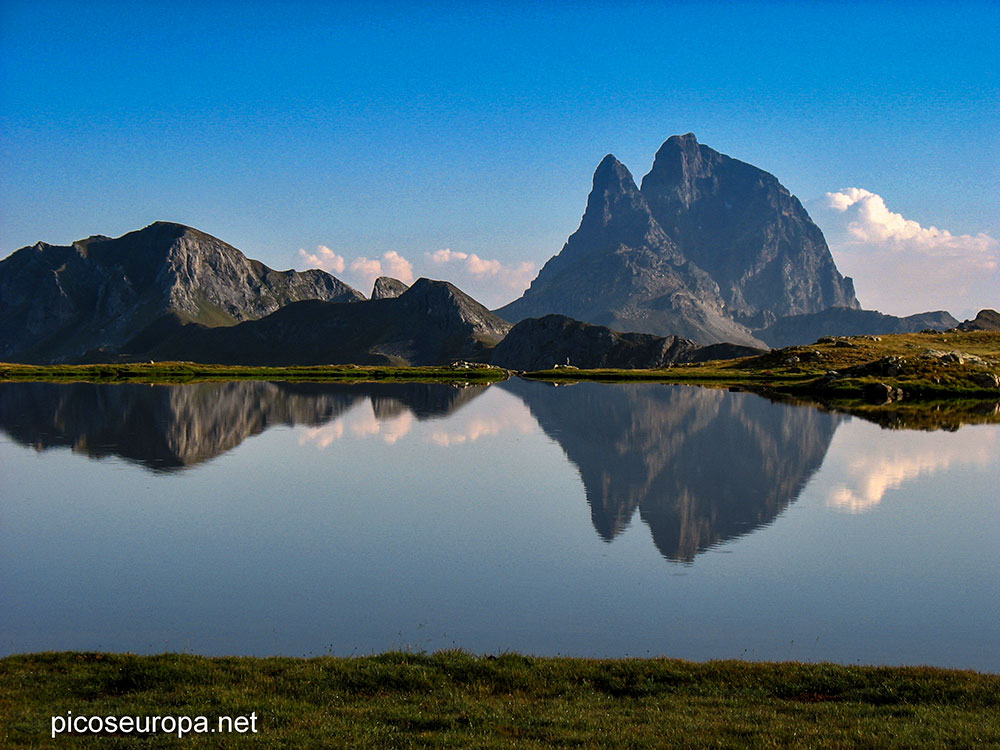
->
<box><xmin>495</xmin><ymin>150</ymin><xmax>764</xmax><ymax>348</ymax></box>
<box><xmin>638</xmin><ymin>134</ymin><xmax>859</xmax><ymax>326</ymax></box>
<box><xmin>371</xmin><ymin>276</ymin><xmax>409</xmax><ymax>300</ymax></box>
<box><xmin>581</xmin><ymin>154</ymin><xmax>649</xmax><ymax>235</ymax></box>
<box><xmin>396</xmin><ymin>278</ymin><xmax>512</xmax><ymax>341</ymax></box>
<box><xmin>641</xmin><ymin>132</ymin><xmax>722</xmax><ymax>210</ymax></box>
<box><xmin>0</xmin><ymin>222</ymin><xmax>365</xmax><ymax>362</ymax></box>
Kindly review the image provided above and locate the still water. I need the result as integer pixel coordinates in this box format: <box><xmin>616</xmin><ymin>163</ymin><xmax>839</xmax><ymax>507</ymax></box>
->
<box><xmin>1</xmin><ymin>380</ymin><xmax>998</xmax><ymax>671</ymax></box>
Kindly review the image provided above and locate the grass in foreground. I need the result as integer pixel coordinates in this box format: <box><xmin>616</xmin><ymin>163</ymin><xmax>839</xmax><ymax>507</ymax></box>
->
<box><xmin>2</xmin><ymin>651</ymin><xmax>998</xmax><ymax>748</ymax></box>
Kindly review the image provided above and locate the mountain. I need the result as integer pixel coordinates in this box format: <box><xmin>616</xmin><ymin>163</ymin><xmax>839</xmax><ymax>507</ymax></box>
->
<box><xmin>371</xmin><ymin>276</ymin><xmax>410</xmax><ymax>300</ymax></box>
<box><xmin>757</xmin><ymin>307</ymin><xmax>959</xmax><ymax>348</ymax></box>
<box><xmin>497</xmin><ymin>155</ymin><xmax>765</xmax><ymax>347</ymax></box>
<box><xmin>640</xmin><ymin>133</ymin><xmax>859</xmax><ymax>328</ymax></box>
<box><xmin>955</xmin><ymin>309</ymin><xmax>1000</xmax><ymax>331</ymax></box>
<box><xmin>497</xmin><ymin>134</ymin><xmax>860</xmax><ymax>344</ymax></box>
<box><xmin>490</xmin><ymin>314</ymin><xmax>763</xmax><ymax>370</ymax></box>
<box><xmin>136</xmin><ymin>278</ymin><xmax>512</xmax><ymax>366</ymax></box>
<box><xmin>0</xmin><ymin>222</ymin><xmax>365</xmax><ymax>363</ymax></box>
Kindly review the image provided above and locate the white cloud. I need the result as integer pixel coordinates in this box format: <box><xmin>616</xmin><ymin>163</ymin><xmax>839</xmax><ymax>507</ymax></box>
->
<box><xmin>381</xmin><ymin>250</ymin><xmax>415</xmax><ymax>284</ymax></box>
<box><xmin>298</xmin><ymin>245</ymin><xmax>346</xmax><ymax>274</ymax></box>
<box><xmin>298</xmin><ymin>244</ymin><xmax>537</xmax><ymax>308</ymax></box>
<box><xmin>430</xmin><ymin>248</ymin><xmax>468</xmax><ymax>264</ymax></box>
<box><xmin>348</xmin><ymin>251</ymin><xmax>416</xmax><ymax>291</ymax></box>
<box><xmin>825</xmin><ymin>188</ymin><xmax>997</xmax><ymax>255</ymax></box>
<box><xmin>427</xmin><ymin>247</ymin><xmax>537</xmax><ymax>296</ymax></box>
<box><xmin>823</xmin><ymin>425</ymin><xmax>997</xmax><ymax>514</ymax></box>
<box><xmin>809</xmin><ymin>188</ymin><xmax>999</xmax><ymax>318</ymax></box>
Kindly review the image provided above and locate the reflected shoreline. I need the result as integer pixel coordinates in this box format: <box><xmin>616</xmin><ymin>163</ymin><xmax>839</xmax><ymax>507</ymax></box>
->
<box><xmin>3</xmin><ymin>379</ymin><xmax>844</xmax><ymax>563</ymax></box>
<box><xmin>0</xmin><ymin>380</ymin><xmax>489</xmax><ymax>472</ymax></box>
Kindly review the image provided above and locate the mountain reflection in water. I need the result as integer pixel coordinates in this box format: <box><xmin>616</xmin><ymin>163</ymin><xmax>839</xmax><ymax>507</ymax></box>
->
<box><xmin>499</xmin><ymin>379</ymin><xmax>843</xmax><ymax>562</ymax></box>
<box><xmin>0</xmin><ymin>381</ymin><xmax>488</xmax><ymax>472</ymax></box>
<box><xmin>1</xmin><ymin>379</ymin><xmax>842</xmax><ymax>562</ymax></box>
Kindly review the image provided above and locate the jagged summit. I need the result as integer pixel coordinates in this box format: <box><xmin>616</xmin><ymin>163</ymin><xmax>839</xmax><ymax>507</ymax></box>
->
<box><xmin>497</xmin><ymin>134</ymin><xmax>860</xmax><ymax>344</ymax></box>
<box><xmin>577</xmin><ymin>155</ymin><xmax>658</xmax><ymax>242</ymax></box>
<box><xmin>496</xmin><ymin>141</ymin><xmax>766</xmax><ymax>347</ymax></box>
<box><xmin>642</xmin><ymin>133</ymin><xmax>710</xmax><ymax>210</ymax></box>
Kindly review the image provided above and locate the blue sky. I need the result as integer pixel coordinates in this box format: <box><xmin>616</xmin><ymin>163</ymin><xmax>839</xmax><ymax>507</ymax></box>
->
<box><xmin>2</xmin><ymin>1</ymin><xmax>997</xmax><ymax>316</ymax></box>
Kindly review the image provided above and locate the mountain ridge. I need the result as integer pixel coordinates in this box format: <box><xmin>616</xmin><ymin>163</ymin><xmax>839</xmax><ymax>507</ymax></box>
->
<box><xmin>131</xmin><ymin>277</ymin><xmax>512</xmax><ymax>366</ymax></box>
<box><xmin>0</xmin><ymin>222</ymin><xmax>365</xmax><ymax>362</ymax></box>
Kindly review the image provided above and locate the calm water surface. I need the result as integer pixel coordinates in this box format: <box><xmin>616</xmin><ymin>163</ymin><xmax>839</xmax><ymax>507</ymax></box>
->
<box><xmin>1</xmin><ymin>380</ymin><xmax>997</xmax><ymax>671</ymax></box>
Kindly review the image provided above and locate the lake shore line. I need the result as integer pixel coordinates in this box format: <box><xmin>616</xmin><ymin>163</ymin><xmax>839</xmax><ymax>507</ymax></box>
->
<box><xmin>0</xmin><ymin>362</ymin><xmax>510</xmax><ymax>384</ymax></box>
<box><xmin>2</xmin><ymin>651</ymin><xmax>998</xmax><ymax>748</ymax></box>
<box><xmin>2</xmin><ymin>332</ymin><xmax>998</xmax><ymax>416</ymax></box>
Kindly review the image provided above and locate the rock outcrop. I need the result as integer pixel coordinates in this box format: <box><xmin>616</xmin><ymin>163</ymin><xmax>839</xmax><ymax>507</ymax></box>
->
<box><xmin>0</xmin><ymin>222</ymin><xmax>365</xmax><ymax>363</ymax></box>
<box><xmin>490</xmin><ymin>314</ymin><xmax>763</xmax><ymax>370</ymax></box>
<box><xmin>491</xmin><ymin>314</ymin><xmax>697</xmax><ymax>370</ymax></box>
<box><xmin>955</xmin><ymin>309</ymin><xmax>1000</xmax><ymax>331</ymax></box>
<box><xmin>371</xmin><ymin>276</ymin><xmax>409</xmax><ymax>300</ymax></box>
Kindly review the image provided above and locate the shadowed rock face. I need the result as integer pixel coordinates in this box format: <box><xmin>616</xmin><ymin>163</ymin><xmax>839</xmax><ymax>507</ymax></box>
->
<box><xmin>498</xmin><ymin>134</ymin><xmax>859</xmax><ymax>343</ymax></box>
<box><xmin>0</xmin><ymin>381</ymin><xmax>489</xmax><ymax>472</ymax></box>
<box><xmin>500</xmin><ymin>378</ymin><xmax>841</xmax><ymax>562</ymax></box>
<box><xmin>0</xmin><ymin>222</ymin><xmax>365</xmax><ymax>363</ymax></box>
<box><xmin>490</xmin><ymin>314</ymin><xmax>767</xmax><ymax>370</ymax></box>
<box><xmin>640</xmin><ymin>134</ymin><xmax>859</xmax><ymax>328</ymax></box>
<box><xmin>956</xmin><ymin>309</ymin><xmax>1000</xmax><ymax>331</ymax></box>
<box><xmin>497</xmin><ymin>155</ymin><xmax>764</xmax><ymax>347</ymax></box>
<box><xmin>491</xmin><ymin>314</ymin><xmax>701</xmax><ymax>370</ymax></box>
<box><xmin>139</xmin><ymin>278</ymin><xmax>512</xmax><ymax>366</ymax></box>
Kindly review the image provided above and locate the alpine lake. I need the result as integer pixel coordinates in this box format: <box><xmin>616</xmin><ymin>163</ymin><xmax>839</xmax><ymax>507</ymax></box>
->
<box><xmin>1</xmin><ymin>378</ymin><xmax>998</xmax><ymax>673</ymax></box>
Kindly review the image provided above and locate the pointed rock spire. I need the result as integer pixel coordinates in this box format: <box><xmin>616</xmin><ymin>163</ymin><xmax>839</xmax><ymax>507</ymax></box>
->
<box><xmin>580</xmin><ymin>154</ymin><xmax>649</xmax><ymax>235</ymax></box>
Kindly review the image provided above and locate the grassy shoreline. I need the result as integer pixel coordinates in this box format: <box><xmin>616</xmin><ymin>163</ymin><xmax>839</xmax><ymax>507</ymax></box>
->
<box><xmin>3</xmin><ymin>331</ymin><xmax>997</xmax><ymax>391</ymax></box>
<box><xmin>2</xmin><ymin>651</ymin><xmax>998</xmax><ymax>748</ymax></box>
<box><xmin>2</xmin><ymin>333</ymin><xmax>998</xmax><ymax>428</ymax></box>
<box><xmin>0</xmin><ymin>362</ymin><xmax>510</xmax><ymax>384</ymax></box>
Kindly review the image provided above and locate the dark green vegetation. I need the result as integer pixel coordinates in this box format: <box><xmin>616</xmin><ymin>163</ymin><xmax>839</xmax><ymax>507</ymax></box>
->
<box><xmin>0</xmin><ymin>362</ymin><xmax>508</xmax><ymax>384</ymax></box>
<box><xmin>2</xmin><ymin>651</ymin><xmax>998</xmax><ymax>748</ymax></box>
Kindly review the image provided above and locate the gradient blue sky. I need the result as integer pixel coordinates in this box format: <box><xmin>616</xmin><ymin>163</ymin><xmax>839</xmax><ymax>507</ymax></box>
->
<box><xmin>2</xmin><ymin>1</ymin><xmax>997</xmax><ymax>315</ymax></box>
